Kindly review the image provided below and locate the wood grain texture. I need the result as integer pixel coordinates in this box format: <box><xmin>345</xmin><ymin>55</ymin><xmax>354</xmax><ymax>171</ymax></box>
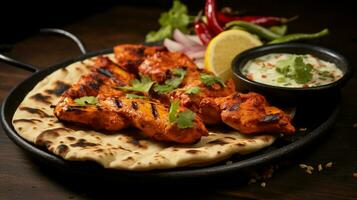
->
<box><xmin>1</xmin><ymin>4</ymin><xmax>357</xmax><ymax>200</ymax></box>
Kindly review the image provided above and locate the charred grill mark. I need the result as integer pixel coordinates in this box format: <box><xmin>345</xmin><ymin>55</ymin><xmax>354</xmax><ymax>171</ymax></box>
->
<box><xmin>67</xmin><ymin>136</ymin><xmax>76</xmax><ymax>141</ymax></box>
<box><xmin>133</xmin><ymin>47</ymin><xmax>145</xmax><ymax>57</ymax></box>
<box><xmin>150</xmin><ymin>103</ymin><xmax>158</xmax><ymax>119</ymax></box>
<box><xmin>36</xmin><ymin>140</ymin><xmax>53</xmax><ymax>148</ymax></box>
<box><xmin>114</xmin><ymin>99</ymin><xmax>123</xmax><ymax>108</ymax></box>
<box><xmin>19</xmin><ymin>107</ymin><xmax>52</xmax><ymax>118</ymax></box>
<box><xmin>50</xmin><ymin>105</ymin><xmax>56</xmax><ymax>108</ymax></box>
<box><xmin>96</xmin><ymin>68</ymin><xmax>114</xmax><ymax>77</ymax></box>
<box><xmin>131</xmin><ymin>101</ymin><xmax>138</xmax><ymax>110</ymax></box>
<box><xmin>259</xmin><ymin>114</ymin><xmax>280</xmax><ymax>123</ymax></box>
<box><xmin>39</xmin><ymin>128</ymin><xmax>70</xmax><ymax>137</ymax></box>
<box><xmin>70</xmin><ymin>139</ymin><xmax>97</xmax><ymax>148</ymax></box>
<box><xmin>30</xmin><ymin>93</ymin><xmax>52</xmax><ymax>104</ymax></box>
<box><xmin>186</xmin><ymin>150</ymin><xmax>201</xmax><ymax>154</ymax></box>
<box><xmin>232</xmin><ymin>93</ymin><xmax>240</xmax><ymax>99</ymax></box>
<box><xmin>89</xmin><ymin>81</ymin><xmax>100</xmax><ymax>90</ymax></box>
<box><xmin>36</xmin><ymin>128</ymin><xmax>70</xmax><ymax>147</ymax></box>
<box><xmin>229</xmin><ymin>104</ymin><xmax>240</xmax><ymax>111</ymax></box>
<box><xmin>208</xmin><ymin>139</ymin><xmax>228</xmax><ymax>145</ymax></box>
<box><xmin>57</xmin><ymin>144</ymin><xmax>69</xmax><ymax>156</ymax></box>
<box><xmin>45</xmin><ymin>81</ymin><xmax>70</xmax><ymax>96</ymax></box>
<box><xmin>128</xmin><ymin>139</ymin><xmax>147</xmax><ymax>149</ymax></box>
<box><xmin>122</xmin><ymin>157</ymin><xmax>133</xmax><ymax>161</ymax></box>
<box><xmin>13</xmin><ymin>119</ymin><xmax>42</xmax><ymax>124</ymax></box>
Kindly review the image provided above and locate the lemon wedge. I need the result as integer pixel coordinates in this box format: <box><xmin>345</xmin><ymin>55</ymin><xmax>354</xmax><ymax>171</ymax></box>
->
<box><xmin>205</xmin><ymin>30</ymin><xmax>263</xmax><ymax>80</ymax></box>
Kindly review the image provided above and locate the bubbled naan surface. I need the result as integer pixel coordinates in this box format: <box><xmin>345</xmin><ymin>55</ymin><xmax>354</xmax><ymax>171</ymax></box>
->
<box><xmin>12</xmin><ymin>54</ymin><xmax>275</xmax><ymax>171</ymax></box>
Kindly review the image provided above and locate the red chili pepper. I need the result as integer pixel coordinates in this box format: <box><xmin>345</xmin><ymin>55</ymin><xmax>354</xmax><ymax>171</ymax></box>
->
<box><xmin>194</xmin><ymin>21</ymin><xmax>214</xmax><ymax>45</ymax></box>
<box><xmin>205</xmin><ymin>0</ymin><xmax>224</xmax><ymax>35</ymax></box>
<box><xmin>218</xmin><ymin>12</ymin><xmax>295</xmax><ymax>27</ymax></box>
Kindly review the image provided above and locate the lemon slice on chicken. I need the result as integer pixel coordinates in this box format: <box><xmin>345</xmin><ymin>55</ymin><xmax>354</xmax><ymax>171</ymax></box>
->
<box><xmin>205</xmin><ymin>30</ymin><xmax>263</xmax><ymax>80</ymax></box>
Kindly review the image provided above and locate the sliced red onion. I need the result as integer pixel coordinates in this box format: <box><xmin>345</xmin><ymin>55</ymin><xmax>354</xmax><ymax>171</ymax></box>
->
<box><xmin>173</xmin><ymin>29</ymin><xmax>201</xmax><ymax>47</ymax></box>
<box><xmin>182</xmin><ymin>45</ymin><xmax>206</xmax><ymax>54</ymax></box>
<box><xmin>163</xmin><ymin>38</ymin><xmax>184</xmax><ymax>52</ymax></box>
<box><xmin>194</xmin><ymin>59</ymin><xmax>205</xmax><ymax>69</ymax></box>
<box><xmin>185</xmin><ymin>50</ymin><xmax>206</xmax><ymax>59</ymax></box>
<box><xmin>186</xmin><ymin>35</ymin><xmax>203</xmax><ymax>45</ymax></box>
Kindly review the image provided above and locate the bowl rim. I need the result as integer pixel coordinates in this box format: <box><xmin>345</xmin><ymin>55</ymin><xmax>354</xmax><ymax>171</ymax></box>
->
<box><xmin>231</xmin><ymin>43</ymin><xmax>352</xmax><ymax>91</ymax></box>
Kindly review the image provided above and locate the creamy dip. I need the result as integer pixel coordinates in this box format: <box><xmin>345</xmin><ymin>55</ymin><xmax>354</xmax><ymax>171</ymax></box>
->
<box><xmin>242</xmin><ymin>53</ymin><xmax>343</xmax><ymax>87</ymax></box>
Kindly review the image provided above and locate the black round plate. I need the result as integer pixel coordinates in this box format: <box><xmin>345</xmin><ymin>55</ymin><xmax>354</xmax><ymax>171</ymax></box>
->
<box><xmin>1</xmin><ymin>48</ymin><xmax>341</xmax><ymax>182</ymax></box>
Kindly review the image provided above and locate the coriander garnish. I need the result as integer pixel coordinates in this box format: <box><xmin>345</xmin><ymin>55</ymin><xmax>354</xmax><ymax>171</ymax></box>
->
<box><xmin>154</xmin><ymin>68</ymin><xmax>187</xmax><ymax>94</ymax></box>
<box><xmin>168</xmin><ymin>100</ymin><xmax>196</xmax><ymax>129</ymax></box>
<box><xmin>74</xmin><ymin>96</ymin><xmax>98</xmax><ymax>106</ymax></box>
<box><xmin>185</xmin><ymin>86</ymin><xmax>200</xmax><ymax>94</ymax></box>
<box><xmin>117</xmin><ymin>75</ymin><xmax>154</xmax><ymax>93</ymax></box>
<box><xmin>275</xmin><ymin>55</ymin><xmax>313</xmax><ymax>84</ymax></box>
<box><xmin>125</xmin><ymin>94</ymin><xmax>148</xmax><ymax>99</ymax></box>
<box><xmin>200</xmin><ymin>73</ymin><xmax>226</xmax><ymax>87</ymax></box>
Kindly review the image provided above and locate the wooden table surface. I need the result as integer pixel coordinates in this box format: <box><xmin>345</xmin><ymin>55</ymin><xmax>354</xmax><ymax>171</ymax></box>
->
<box><xmin>1</xmin><ymin>4</ymin><xmax>357</xmax><ymax>200</ymax></box>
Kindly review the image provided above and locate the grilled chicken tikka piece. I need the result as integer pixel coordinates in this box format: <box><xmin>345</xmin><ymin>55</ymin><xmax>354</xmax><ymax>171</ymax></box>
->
<box><xmin>113</xmin><ymin>44</ymin><xmax>295</xmax><ymax>135</ymax></box>
<box><xmin>55</xmin><ymin>55</ymin><xmax>207</xmax><ymax>143</ymax></box>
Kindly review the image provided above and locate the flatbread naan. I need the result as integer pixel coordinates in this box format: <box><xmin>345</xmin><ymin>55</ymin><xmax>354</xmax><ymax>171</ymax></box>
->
<box><xmin>12</xmin><ymin>54</ymin><xmax>276</xmax><ymax>171</ymax></box>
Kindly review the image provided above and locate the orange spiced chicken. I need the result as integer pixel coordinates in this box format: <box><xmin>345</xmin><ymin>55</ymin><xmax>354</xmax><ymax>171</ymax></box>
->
<box><xmin>54</xmin><ymin>44</ymin><xmax>295</xmax><ymax>144</ymax></box>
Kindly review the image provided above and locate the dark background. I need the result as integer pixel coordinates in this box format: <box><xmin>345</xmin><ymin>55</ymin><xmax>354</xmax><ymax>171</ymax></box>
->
<box><xmin>1</xmin><ymin>1</ymin><xmax>357</xmax><ymax>199</ymax></box>
<box><xmin>1</xmin><ymin>0</ymin><xmax>356</xmax><ymax>44</ymax></box>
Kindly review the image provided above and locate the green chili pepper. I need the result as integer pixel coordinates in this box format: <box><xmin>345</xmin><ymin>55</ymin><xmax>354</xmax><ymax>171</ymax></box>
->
<box><xmin>225</xmin><ymin>21</ymin><xmax>281</xmax><ymax>40</ymax></box>
<box><xmin>269</xmin><ymin>25</ymin><xmax>287</xmax><ymax>36</ymax></box>
<box><xmin>268</xmin><ymin>29</ymin><xmax>329</xmax><ymax>44</ymax></box>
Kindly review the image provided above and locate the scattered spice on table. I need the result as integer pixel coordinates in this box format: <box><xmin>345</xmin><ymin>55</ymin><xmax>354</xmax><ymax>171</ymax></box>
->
<box><xmin>325</xmin><ymin>162</ymin><xmax>333</xmax><ymax>168</ymax></box>
<box><xmin>299</xmin><ymin>162</ymin><xmax>334</xmax><ymax>174</ymax></box>
<box><xmin>260</xmin><ymin>182</ymin><xmax>267</xmax><ymax>188</ymax></box>
<box><xmin>318</xmin><ymin>164</ymin><xmax>323</xmax><ymax>171</ymax></box>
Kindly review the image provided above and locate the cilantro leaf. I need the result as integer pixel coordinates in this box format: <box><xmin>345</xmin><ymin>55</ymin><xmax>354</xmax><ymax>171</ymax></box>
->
<box><xmin>185</xmin><ymin>86</ymin><xmax>200</xmax><ymax>94</ymax></box>
<box><xmin>269</xmin><ymin>25</ymin><xmax>287</xmax><ymax>36</ymax></box>
<box><xmin>176</xmin><ymin>110</ymin><xmax>196</xmax><ymax>128</ymax></box>
<box><xmin>125</xmin><ymin>94</ymin><xmax>148</xmax><ymax>99</ymax></box>
<box><xmin>168</xmin><ymin>100</ymin><xmax>196</xmax><ymax>129</ymax></box>
<box><xmin>118</xmin><ymin>75</ymin><xmax>154</xmax><ymax>93</ymax></box>
<box><xmin>145</xmin><ymin>0</ymin><xmax>194</xmax><ymax>42</ymax></box>
<box><xmin>146</xmin><ymin>26</ymin><xmax>173</xmax><ymax>43</ymax></box>
<box><xmin>275</xmin><ymin>55</ymin><xmax>313</xmax><ymax>84</ymax></box>
<box><xmin>154</xmin><ymin>68</ymin><xmax>187</xmax><ymax>94</ymax></box>
<box><xmin>200</xmin><ymin>73</ymin><xmax>226</xmax><ymax>87</ymax></box>
<box><xmin>169</xmin><ymin>101</ymin><xmax>180</xmax><ymax>123</ymax></box>
<box><xmin>294</xmin><ymin>56</ymin><xmax>313</xmax><ymax>84</ymax></box>
<box><xmin>74</xmin><ymin>96</ymin><xmax>98</xmax><ymax>106</ymax></box>
<box><xmin>153</xmin><ymin>84</ymin><xmax>175</xmax><ymax>94</ymax></box>
<box><xmin>275</xmin><ymin>54</ymin><xmax>295</xmax><ymax>77</ymax></box>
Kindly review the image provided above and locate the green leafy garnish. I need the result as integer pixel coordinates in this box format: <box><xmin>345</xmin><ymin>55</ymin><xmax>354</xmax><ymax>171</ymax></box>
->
<box><xmin>74</xmin><ymin>96</ymin><xmax>98</xmax><ymax>106</ymax></box>
<box><xmin>118</xmin><ymin>75</ymin><xmax>154</xmax><ymax>93</ymax></box>
<box><xmin>176</xmin><ymin>110</ymin><xmax>196</xmax><ymax>129</ymax></box>
<box><xmin>293</xmin><ymin>56</ymin><xmax>313</xmax><ymax>84</ymax></box>
<box><xmin>169</xmin><ymin>101</ymin><xmax>180</xmax><ymax>123</ymax></box>
<box><xmin>185</xmin><ymin>86</ymin><xmax>200</xmax><ymax>94</ymax></box>
<box><xmin>125</xmin><ymin>94</ymin><xmax>148</xmax><ymax>99</ymax></box>
<box><xmin>168</xmin><ymin>101</ymin><xmax>196</xmax><ymax>129</ymax></box>
<box><xmin>275</xmin><ymin>55</ymin><xmax>313</xmax><ymax>84</ymax></box>
<box><xmin>200</xmin><ymin>73</ymin><xmax>226</xmax><ymax>87</ymax></box>
<box><xmin>154</xmin><ymin>68</ymin><xmax>187</xmax><ymax>94</ymax></box>
<box><xmin>270</xmin><ymin>25</ymin><xmax>287</xmax><ymax>36</ymax></box>
<box><xmin>145</xmin><ymin>0</ymin><xmax>194</xmax><ymax>42</ymax></box>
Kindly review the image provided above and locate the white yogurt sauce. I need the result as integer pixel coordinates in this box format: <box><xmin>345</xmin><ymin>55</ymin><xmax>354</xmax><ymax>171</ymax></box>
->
<box><xmin>242</xmin><ymin>53</ymin><xmax>343</xmax><ymax>88</ymax></box>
